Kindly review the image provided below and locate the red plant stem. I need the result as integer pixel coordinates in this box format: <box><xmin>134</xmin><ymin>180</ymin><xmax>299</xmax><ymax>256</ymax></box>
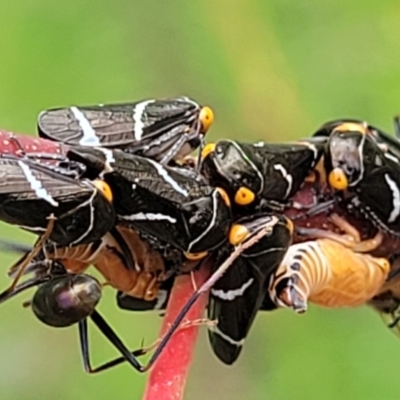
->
<box><xmin>143</xmin><ymin>265</ymin><xmax>211</xmax><ymax>400</ymax></box>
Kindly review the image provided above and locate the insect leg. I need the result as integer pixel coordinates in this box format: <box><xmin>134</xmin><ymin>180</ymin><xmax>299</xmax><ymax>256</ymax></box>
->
<box><xmin>79</xmin><ymin>316</ymin><xmax>215</xmax><ymax>373</ymax></box>
<box><xmin>329</xmin><ymin>213</ymin><xmax>383</xmax><ymax>252</ymax></box>
<box><xmin>0</xmin><ymin>274</ymin><xmax>50</xmax><ymax>304</ymax></box>
<box><xmin>78</xmin><ymin>312</ymin><xmax>147</xmax><ymax>373</ymax></box>
<box><xmin>135</xmin><ymin>224</ymin><xmax>272</xmax><ymax>372</ymax></box>
<box><xmin>158</xmin><ymin>133</ymin><xmax>190</xmax><ymax>165</ymax></box>
<box><xmin>0</xmin><ymin>215</ymin><xmax>55</xmax><ymax>298</ymax></box>
<box><xmin>296</xmin><ymin>213</ymin><xmax>383</xmax><ymax>253</ymax></box>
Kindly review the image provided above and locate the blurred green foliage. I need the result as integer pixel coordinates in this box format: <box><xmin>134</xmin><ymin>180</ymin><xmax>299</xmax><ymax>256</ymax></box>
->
<box><xmin>1</xmin><ymin>1</ymin><xmax>400</xmax><ymax>399</ymax></box>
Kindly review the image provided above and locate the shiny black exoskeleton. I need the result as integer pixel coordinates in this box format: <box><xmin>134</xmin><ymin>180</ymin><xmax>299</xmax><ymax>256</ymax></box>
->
<box><xmin>0</xmin><ymin>155</ymin><xmax>115</xmax><ymax>246</ymax></box>
<box><xmin>32</xmin><ymin>272</ymin><xmax>102</xmax><ymax>327</ymax></box>
<box><xmin>38</xmin><ymin>97</ymin><xmax>214</xmax><ymax>165</ymax></box>
<box><xmin>67</xmin><ymin>146</ymin><xmax>232</xmax><ymax>260</ymax></box>
<box><xmin>314</xmin><ymin>120</ymin><xmax>400</xmax><ymax>237</ymax></box>
<box><xmin>0</xmin><ymin>259</ymin><xmax>151</xmax><ymax>373</ymax></box>
<box><xmin>200</xmin><ymin>139</ymin><xmax>324</xmax><ymax>214</ymax></box>
<box><xmin>207</xmin><ymin>213</ymin><xmax>293</xmax><ymax>364</ymax></box>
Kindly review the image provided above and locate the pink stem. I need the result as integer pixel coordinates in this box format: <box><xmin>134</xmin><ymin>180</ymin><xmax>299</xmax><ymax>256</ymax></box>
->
<box><xmin>143</xmin><ymin>265</ymin><xmax>211</xmax><ymax>400</ymax></box>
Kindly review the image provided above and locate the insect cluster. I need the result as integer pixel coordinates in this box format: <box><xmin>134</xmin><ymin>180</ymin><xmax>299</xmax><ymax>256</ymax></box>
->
<box><xmin>1</xmin><ymin>97</ymin><xmax>400</xmax><ymax>373</ymax></box>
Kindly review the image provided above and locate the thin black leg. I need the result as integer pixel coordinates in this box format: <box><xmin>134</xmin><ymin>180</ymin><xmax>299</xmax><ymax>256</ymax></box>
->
<box><xmin>78</xmin><ymin>310</ymin><xmax>147</xmax><ymax>373</ymax></box>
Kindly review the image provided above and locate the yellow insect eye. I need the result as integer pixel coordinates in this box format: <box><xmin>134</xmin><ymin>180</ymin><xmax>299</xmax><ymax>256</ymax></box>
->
<box><xmin>234</xmin><ymin>187</ymin><xmax>255</xmax><ymax>205</ymax></box>
<box><xmin>93</xmin><ymin>179</ymin><xmax>113</xmax><ymax>202</ymax></box>
<box><xmin>201</xmin><ymin>143</ymin><xmax>216</xmax><ymax>159</ymax></box>
<box><xmin>328</xmin><ymin>168</ymin><xmax>348</xmax><ymax>190</ymax></box>
<box><xmin>184</xmin><ymin>251</ymin><xmax>208</xmax><ymax>260</ymax></box>
<box><xmin>199</xmin><ymin>106</ymin><xmax>214</xmax><ymax>133</ymax></box>
<box><xmin>216</xmin><ymin>187</ymin><xmax>231</xmax><ymax>207</ymax></box>
<box><xmin>229</xmin><ymin>224</ymin><xmax>249</xmax><ymax>246</ymax></box>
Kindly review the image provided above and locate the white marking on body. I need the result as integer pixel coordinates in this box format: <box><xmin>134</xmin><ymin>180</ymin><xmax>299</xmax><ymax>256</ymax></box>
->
<box><xmin>209</xmin><ymin>325</ymin><xmax>245</xmax><ymax>347</ymax></box>
<box><xmin>146</xmin><ymin>158</ymin><xmax>188</xmax><ymax>196</ymax></box>
<box><xmin>70</xmin><ymin>106</ymin><xmax>100</xmax><ymax>146</ymax></box>
<box><xmin>248</xmin><ymin>245</ymin><xmax>285</xmax><ymax>258</ymax></box>
<box><xmin>385</xmin><ymin>174</ymin><xmax>400</xmax><ymax>223</ymax></box>
<box><xmin>253</xmin><ymin>141</ymin><xmax>265</xmax><ymax>147</ymax></box>
<box><xmin>229</xmin><ymin>140</ymin><xmax>264</xmax><ymax>194</ymax></box>
<box><xmin>273</xmin><ymin>164</ymin><xmax>293</xmax><ymax>198</ymax></box>
<box><xmin>352</xmin><ymin>134</ymin><xmax>366</xmax><ymax>186</ymax></box>
<box><xmin>176</xmin><ymin>96</ymin><xmax>198</xmax><ymax>108</ymax></box>
<box><xmin>384</xmin><ymin>153</ymin><xmax>400</xmax><ymax>164</ymax></box>
<box><xmin>133</xmin><ymin>100</ymin><xmax>155</xmax><ymax>141</ymax></box>
<box><xmin>18</xmin><ymin>161</ymin><xmax>58</xmax><ymax>206</ymax></box>
<box><xmin>211</xmin><ymin>278</ymin><xmax>254</xmax><ymax>301</ymax></box>
<box><xmin>69</xmin><ymin>190</ymin><xmax>96</xmax><ymax>245</ymax></box>
<box><xmin>17</xmin><ymin>225</ymin><xmax>46</xmax><ymax>232</ymax></box>
<box><xmin>154</xmin><ymin>290</ymin><xmax>168</xmax><ymax>310</ymax></box>
<box><xmin>97</xmin><ymin>148</ymin><xmax>115</xmax><ymax>173</ymax></box>
<box><xmin>3</xmin><ymin>140</ymin><xmax>9</xmax><ymax>145</ymax></box>
<box><xmin>187</xmin><ymin>190</ymin><xmax>218</xmax><ymax>252</ymax></box>
<box><xmin>122</xmin><ymin>213</ymin><xmax>177</xmax><ymax>223</ymax></box>
<box><xmin>298</xmin><ymin>141</ymin><xmax>318</xmax><ymax>160</ymax></box>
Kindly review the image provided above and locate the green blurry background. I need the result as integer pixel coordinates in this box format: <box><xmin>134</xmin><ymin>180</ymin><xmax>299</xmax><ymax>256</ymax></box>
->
<box><xmin>0</xmin><ymin>1</ymin><xmax>400</xmax><ymax>399</ymax></box>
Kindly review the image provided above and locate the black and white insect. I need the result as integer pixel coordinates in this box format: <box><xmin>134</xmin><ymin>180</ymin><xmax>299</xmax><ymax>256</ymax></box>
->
<box><xmin>38</xmin><ymin>97</ymin><xmax>214</xmax><ymax>165</ymax></box>
<box><xmin>207</xmin><ymin>213</ymin><xmax>293</xmax><ymax>364</ymax></box>
<box><xmin>0</xmin><ymin>223</ymin><xmax>178</xmax><ymax>373</ymax></box>
<box><xmin>67</xmin><ymin>146</ymin><xmax>233</xmax><ymax>260</ymax></box>
<box><xmin>0</xmin><ymin>155</ymin><xmax>115</xmax><ymax>247</ymax></box>
<box><xmin>315</xmin><ymin>121</ymin><xmax>400</xmax><ymax>237</ymax></box>
<box><xmin>200</xmin><ymin>139</ymin><xmax>324</xmax><ymax>213</ymax></box>
<box><xmin>314</xmin><ymin>117</ymin><xmax>400</xmax><ymax>161</ymax></box>
<box><xmin>0</xmin><ymin>214</ymin><xmax>289</xmax><ymax>373</ymax></box>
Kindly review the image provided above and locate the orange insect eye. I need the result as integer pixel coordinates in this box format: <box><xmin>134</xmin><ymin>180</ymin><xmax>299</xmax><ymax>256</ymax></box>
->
<box><xmin>199</xmin><ymin>106</ymin><xmax>214</xmax><ymax>133</ymax></box>
<box><xmin>184</xmin><ymin>251</ymin><xmax>208</xmax><ymax>260</ymax></box>
<box><xmin>234</xmin><ymin>187</ymin><xmax>255</xmax><ymax>205</ymax></box>
<box><xmin>201</xmin><ymin>142</ymin><xmax>216</xmax><ymax>159</ymax></box>
<box><xmin>328</xmin><ymin>168</ymin><xmax>348</xmax><ymax>190</ymax></box>
<box><xmin>229</xmin><ymin>224</ymin><xmax>249</xmax><ymax>246</ymax></box>
<box><xmin>93</xmin><ymin>179</ymin><xmax>113</xmax><ymax>202</ymax></box>
<box><xmin>216</xmin><ymin>187</ymin><xmax>231</xmax><ymax>207</ymax></box>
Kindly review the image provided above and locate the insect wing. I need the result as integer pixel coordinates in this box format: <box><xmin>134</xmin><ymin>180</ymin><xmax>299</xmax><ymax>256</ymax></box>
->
<box><xmin>111</xmin><ymin>155</ymin><xmax>231</xmax><ymax>254</ymax></box>
<box><xmin>208</xmin><ymin>214</ymin><xmax>292</xmax><ymax>364</ymax></box>
<box><xmin>38</xmin><ymin>98</ymin><xmax>204</xmax><ymax>162</ymax></box>
<box><xmin>253</xmin><ymin>141</ymin><xmax>324</xmax><ymax>203</ymax></box>
<box><xmin>0</xmin><ymin>157</ymin><xmax>114</xmax><ymax>246</ymax></box>
<box><xmin>68</xmin><ymin>147</ymin><xmax>231</xmax><ymax>254</ymax></box>
<box><xmin>208</xmin><ymin>254</ymin><xmax>265</xmax><ymax>364</ymax></box>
